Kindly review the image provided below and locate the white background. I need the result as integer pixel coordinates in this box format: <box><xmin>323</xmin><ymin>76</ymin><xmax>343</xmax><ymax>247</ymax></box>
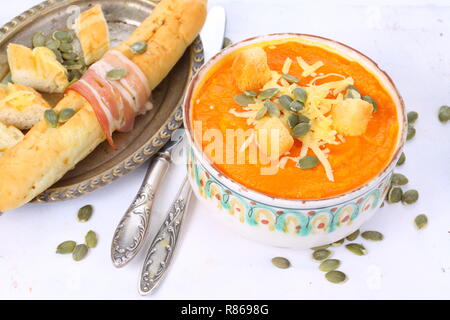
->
<box><xmin>0</xmin><ymin>0</ymin><xmax>449</xmax><ymax>300</ymax></box>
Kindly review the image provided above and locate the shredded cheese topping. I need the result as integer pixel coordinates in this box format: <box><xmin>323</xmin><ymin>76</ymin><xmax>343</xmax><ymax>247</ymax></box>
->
<box><xmin>296</xmin><ymin>56</ymin><xmax>324</xmax><ymax>77</ymax></box>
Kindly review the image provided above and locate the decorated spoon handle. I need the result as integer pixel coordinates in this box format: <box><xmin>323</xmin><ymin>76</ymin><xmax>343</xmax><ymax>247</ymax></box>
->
<box><xmin>111</xmin><ymin>155</ymin><xmax>170</xmax><ymax>268</ymax></box>
<box><xmin>139</xmin><ymin>175</ymin><xmax>192</xmax><ymax>295</ymax></box>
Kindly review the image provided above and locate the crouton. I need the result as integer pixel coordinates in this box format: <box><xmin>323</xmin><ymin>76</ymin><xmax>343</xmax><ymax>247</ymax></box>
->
<box><xmin>255</xmin><ymin>116</ymin><xmax>294</xmax><ymax>161</ymax></box>
<box><xmin>331</xmin><ymin>98</ymin><xmax>373</xmax><ymax>136</ymax></box>
<box><xmin>232</xmin><ymin>47</ymin><xmax>272</xmax><ymax>92</ymax></box>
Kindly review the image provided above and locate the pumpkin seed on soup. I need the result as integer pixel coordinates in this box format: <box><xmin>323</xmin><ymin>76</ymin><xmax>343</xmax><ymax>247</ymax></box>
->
<box><xmin>361</xmin><ymin>231</ymin><xmax>384</xmax><ymax>241</ymax></box>
<box><xmin>233</xmin><ymin>93</ymin><xmax>254</xmax><ymax>107</ymax></box>
<box><xmin>391</xmin><ymin>173</ymin><xmax>408</xmax><ymax>185</ymax></box>
<box><xmin>257</xmin><ymin>88</ymin><xmax>279</xmax><ymax>100</ymax></box>
<box><xmin>297</xmin><ymin>114</ymin><xmax>310</xmax><ymax>123</ymax></box>
<box><xmin>44</xmin><ymin>109</ymin><xmax>58</xmax><ymax>128</ymax></box>
<box><xmin>85</xmin><ymin>230</ymin><xmax>98</xmax><ymax>248</ymax></box>
<box><xmin>345</xmin><ymin>85</ymin><xmax>361</xmax><ymax>99</ymax></box>
<box><xmin>278</xmin><ymin>94</ymin><xmax>293</xmax><ymax>110</ymax></box>
<box><xmin>397</xmin><ymin>152</ymin><xmax>406</xmax><ymax>166</ymax></box>
<box><xmin>346</xmin><ymin>229</ymin><xmax>360</xmax><ymax>241</ymax></box>
<box><xmin>289</xmin><ymin>100</ymin><xmax>304</xmax><ymax>113</ymax></box>
<box><xmin>77</xmin><ymin>205</ymin><xmax>93</xmax><ymax>222</ymax></box>
<box><xmin>402</xmin><ymin>189</ymin><xmax>419</xmax><ymax>205</ymax></box>
<box><xmin>72</xmin><ymin>244</ymin><xmax>88</xmax><ymax>261</ymax></box>
<box><xmin>319</xmin><ymin>259</ymin><xmax>340</xmax><ymax>272</ymax></box>
<box><xmin>362</xmin><ymin>95</ymin><xmax>377</xmax><ymax>112</ymax></box>
<box><xmin>407</xmin><ymin>111</ymin><xmax>419</xmax><ymax>124</ymax></box>
<box><xmin>287</xmin><ymin>114</ymin><xmax>299</xmax><ymax>128</ymax></box>
<box><xmin>293</xmin><ymin>87</ymin><xmax>307</xmax><ymax>103</ymax></box>
<box><xmin>407</xmin><ymin>124</ymin><xmax>416</xmax><ymax>140</ymax></box>
<box><xmin>281</xmin><ymin>74</ymin><xmax>299</xmax><ymax>83</ymax></box>
<box><xmin>106</xmin><ymin>68</ymin><xmax>128</xmax><ymax>81</ymax></box>
<box><xmin>438</xmin><ymin>105</ymin><xmax>450</xmax><ymax>123</ymax></box>
<box><xmin>264</xmin><ymin>100</ymin><xmax>280</xmax><ymax>117</ymax></box>
<box><xmin>32</xmin><ymin>32</ymin><xmax>46</xmax><ymax>48</ymax></box>
<box><xmin>292</xmin><ymin>122</ymin><xmax>311</xmax><ymax>138</ymax></box>
<box><xmin>414</xmin><ymin>214</ymin><xmax>428</xmax><ymax>230</ymax></box>
<box><xmin>297</xmin><ymin>155</ymin><xmax>319</xmax><ymax>170</ymax></box>
<box><xmin>45</xmin><ymin>39</ymin><xmax>61</xmax><ymax>51</ymax></box>
<box><xmin>325</xmin><ymin>270</ymin><xmax>347</xmax><ymax>284</ymax></box>
<box><xmin>345</xmin><ymin>243</ymin><xmax>367</xmax><ymax>256</ymax></box>
<box><xmin>271</xmin><ymin>257</ymin><xmax>291</xmax><ymax>269</ymax></box>
<box><xmin>130</xmin><ymin>41</ymin><xmax>148</xmax><ymax>55</ymax></box>
<box><xmin>244</xmin><ymin>90</ymin><xmax>257</xmax><ymax>97</ymax></box>
<box><xmin>387</xmin><ymin>187</ymin><xmax>403</xmax><ymax>203</ymax></box>
<box><xmin>254</xmin><ymin>106</ymin><xmax>267</xmax><ymax>120</ymax></box>
<box><xmin>56</xmin><ymin>240</ymin><xmax>76</xmax><ymax>254</ymax></box>
<box><xmin>312</xmin><ymin>249</ymin><xmax>331</xmax><ymax>261</ymax></box>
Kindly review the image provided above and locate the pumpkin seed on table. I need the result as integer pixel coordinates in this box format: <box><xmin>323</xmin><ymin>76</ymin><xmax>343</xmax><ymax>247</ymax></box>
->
<box><xmin>278</xmin><ymin>94</ymin><xmax>293</xmax><ymax>110</ymax></box>
<box><xmin>391</xmin><ymin>173</ymin><xmax>408</xmax><ymax>185</ymax></box>
<box><xmin>297</xmin><ymin>155</ymin><xmax>319</xmax><ymax>170</ymax></box>
<box><xmin>85</xmin><ymin>230</ymin><xmax>98</xmax><ymax>248</ymax></box>
<box><xmin>45</xmin><ymin>39</ymin><xmax>61</xmax><ymax>51</ymax></box>
<box><xmin>289</xmin><ymin>100</ymin><xmax>304</xmax><ymax>113</ymax></box>
<box><xmin>438</xmin><ymin>105</ymin><xmax>450</xmax><ymax>123</ymax></box>
<box><xmin>397</xmin><ymin>152</ymin><xmax>406</xmax><ymax>166</ymax></box>
<box><xmin>312</xmin><ymin>249</ymin><xmax>331</xmax><ymax>261</ymax></box>
<box><xmin>331</xmin><ymin>238</ymin><xmax>345</xmax><ymax>247</ymax></box>
<box><xmin>130</xmin><ymin>41</ymin><xmax>148</xmax><ymax>55</ymax></box>
<box><xmin>244</xmin><ymin>90</ymin><xmax>257</xmax><ymax>97</ymax></box>
<box><xmin>402</xmin><ymin>189</ymin><xmax>419</xmax><ymax>205</ymax></box>
<box><xmin>387</xmin><ymin>187</ymin><xmax>403</xmax><ymax>203</ymax></box>
<box><xmin>271</xmin><ymin>257</ymin><xmax>291</xmax><ymax>269</ymax></box>
<box><xmin>254</xmin><ymin>106</ymin><xmax>267</xmax><ymax>120</ymax></box>
<box><xmin>407</xmin><ymin>124</ymin><xmax>416</xmax><ymax>140</ymax></box>
<box><xmin>346</xmin><ymin>229</ymin><xmax>360</xmax><ymax>241</ymax></box>
<box><xmin>264</xmin><ymin>100</ymin><xmax>280</xmax><ymax>117</ymax></box>
<box><xmin>292</xmin><ymin>122</ymin><xmax>311</xmax><ymax>138</ymax></box>
<box><xmin>58</xmin><ymin>108</ymin><xmax>76</xmax><ymax>123</ymax></box>
<box><xmin>345</xmin><ymin>243</ymin><xmax>367</xmax><ymax>256</ymax></box>
<box><xmin>72</xmin><ymin>244</ymin><xmax>88</xmax><ymax>261</ymax></box>
<box><xmin>319</xmin><ymin>259</ymin><xmax>341</xmax><ymax>272</ymax></box>
<box><xmin>107</xmin><ymin>68</ymin><xmax>128</xmax><ymax>81</ymax></box>
<box><xmin>361</xmin><ymin>231</ymin><xmax>384</xmax><ymax>241</ymax></box>
<box><xmin>293</xmin><ymin>87</ymin><xmax>307</xmax><ymax>103</ymax></box>
<box><xmin>311</xmin><ymin>244</ymin><xmax>330</xmax><ymax>250</ymax></box>
<box><xmin>32</xmin><ymin>32</ymin><xmax>46</xmax><ymax>48</ymax></box>
<box><xmin>325</xmin><ymin>270</ymin><xmax>347</xmax><ymax>284</ymax></box>
<box><xmin>233</xmin><ymin>93</ymin><xmax>254</xmax><ymax>107</ymax></box>
<box><xmin>257</xmin><ymin>88</ymin><xmax>279</xmax><ymax>100</ymax></box>
<box><xmin>407</xmin><ymin>111</ymin><xmax>419</xmax><ymax>124</ymax></box>
<box><xmin>362</xmin><ymin>95</ymin><xmax>377</xmax><ymax>112</ymax></box>
<box><xmin>44</xmin><ymin>109</ymin><xmax>58</xmax><ymax>128</ymax></box>
<box><xmin>52</xmin><ymin>30</ymin><xmax>73</xmax><ymax>42</ymax></box>
<box><xmin>281</xmin><ymin>74</ymin><xmax>299</xmax><ymax>83</ymax></box>
<box><xmin>56</xmin><ymin>240</ymin><xmax>76</xmax><ymax>254</ymax></box>
<box><xmin>414</xmin><ymin>214</ymin><xmax>428</xmax><ymax>230</ymax></box>
<box><xmin>77</xmin><ymin>205</ymin><xmax>93</xmax><ymax>222</ymax></box>
<box><xmin>222</xmin><ymin>37</ymin><xmax>232</xmax><ymax>48</ymax></box>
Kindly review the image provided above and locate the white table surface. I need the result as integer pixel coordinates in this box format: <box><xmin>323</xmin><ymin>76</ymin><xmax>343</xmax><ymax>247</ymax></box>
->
<box><xmin>1</xmin><ymin>0</ymin><xmax>449</xmax><ymax>300</ymax></box>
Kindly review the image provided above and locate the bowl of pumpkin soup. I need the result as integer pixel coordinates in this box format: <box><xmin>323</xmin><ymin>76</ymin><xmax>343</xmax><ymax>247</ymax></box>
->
<box><xmin>183</xmin><ymin>34</ymin><xmax>406</xmax><ymax>248</ymax></box>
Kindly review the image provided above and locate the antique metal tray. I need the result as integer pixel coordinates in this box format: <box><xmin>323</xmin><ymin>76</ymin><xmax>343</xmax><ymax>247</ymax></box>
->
<box><xmin>0</xmin><ymin>0</ymin><xmax>203</xmax><ymax>202</ymax></box>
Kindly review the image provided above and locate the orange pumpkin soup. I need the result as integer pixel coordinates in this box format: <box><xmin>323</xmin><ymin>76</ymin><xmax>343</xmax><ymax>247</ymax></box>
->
<box><xmin>191</xmin><ymin>39</ymin><xmax>399</xmax><ymax>199</ymax></box>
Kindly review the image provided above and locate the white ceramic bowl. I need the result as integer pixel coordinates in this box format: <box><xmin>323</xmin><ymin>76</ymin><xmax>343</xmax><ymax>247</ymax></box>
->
<box><xmin>183</xmin><ymin>34</ymin><xmax>407</xmax><ymax>248</ymax></box>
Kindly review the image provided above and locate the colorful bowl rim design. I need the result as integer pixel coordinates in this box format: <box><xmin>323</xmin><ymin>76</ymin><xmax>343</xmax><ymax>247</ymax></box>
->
<box><xmin>183</xmin><ymin>33</ymin><xmax>407</xmax><ymax>209</ymax></box>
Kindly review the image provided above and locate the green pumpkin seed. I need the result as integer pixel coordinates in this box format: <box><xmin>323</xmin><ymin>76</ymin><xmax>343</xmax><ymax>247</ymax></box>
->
<box><xmin>311</xmin><ymin>244</ymin><xmax>330</xmax><ymax>250</ymax></box>
<box><xmin>65</xmin><ymin>64</ymin><xmax>84</xmax><ymax>71</ymax></box>
<box><xmin>254</xmin><ymin>106</ymin><xmax>267</xmax><ymax>120</ymax></box>
<box><xmin>222</xmin><ymin>37</ymin><xmax>232</xmax><ymax>49</ymax></box>
<box><xmin>278</xmin><ymin>94</ymin><xmax>293</xmax><ymax>110</ymax></box>
<box><xmin>52</xmin><ymin>49</ymin><xmax>63</xmax><ymax>63</ymax></box>
<box><xmin>59</xmin><ymin>42</ymin><xmax>73</xmax><ymax>53</ymax></box>
<box><xmin>244</xmin><ymin>90</ymin><xmax>257</xmax><ymax>97</ymax></box>
<box><xmin>271</xmin><ymin>257</ymin><xmax>291</xmax><ymax>269</ymax></box>
<box><xmin>293</xmin><ymin>87</ymin><xmax>307</xmax><ymax>103</ymax></box>
<box><xmin>402</xmin><ymin>189</ymin><xmax>419</xmax><ymax>205</ymax></box>
<box><xmin>297</xmin><ymin>114</ymin><xmax>310</xmax><ymax>123</ymax></box>
<box><xmin>407</xmin><ymin>124</ymin><xmax>416</xmax><ymax>140</ymax></box>
<box><xmin>391</xmin><ymin>173</ymin><xmax>408</xmax><ymax>185</ymax></box>
<box><xmin>77</xmin><ymin>205</ymin><xmax>93</xmax><ymax>222</ymax></box>
<box><xmin>45</xmin><ymin>39</ymin><xmax>60</xmax><ymax>51</ymax></box>
<box><xmin>344</xmin><ymin>85</ymin><xmax>361</xmax><ymax>99</ymax></box>
<box><xmin>85</xmin><ymin>230</ymin><xmax>98</xmax><ymax>248</ymax></box>
<box><xmin>297</xmin><ymin>155</ymin><xmax>319</xmax><ymax>169</ymax></box>
<box><xmin>258</xmin><ymin>88</ymin><xmax>279</xmax><ymax>100</ymax></box>
<box><xmin>331</xmin><ymin>238</ymin><xmax>345</xmax><ymax>247</ymax></box>
<box><xmin>292</xmin><ymin>122</ymin><xmax>311</xmax><ymax>138</ymax></box>
<box><xmin>438</xmin><ymin>105</ymin><xmax>450</xmax><ymax>123</ymax></box>
<box><xmin>233</xmin><ymin>93</ymin><xmax>255</xmax><ymax>107</ymax></box>
<box><xmin>32</xmin><ymin>32</ymin><xmax>46</xmax><ymax>48</ymax></box>
<box><xmin>264</xmin><ymin>100</ymin><xmax>280</xmax><ymax>117</ymax></box>
<box><xmin>52</xmin><ymin>30</ymin><xmax>73</xmax><ymax>42</ymax></box>
<box><xmin>362</xmin><ymin>95</ymin><xmax>377</xmax><ymax>112</ymax></box>
<box><xmin>397</xmin><ymin>152</ymin><xmax>406</xmax><ymax>166</ymax></box>
<box><xmin>319</xmin><ymin>259</ymin><xmax>341</xmax><ymax>272</ymax></box>
<box><xmin>287</xmin><ymin>114</ymin><xmax>299</xmax><ymax>128</ymax></box>
<box><xmin>346</xmin><ymin>229</ymin><xmax>360</xmax><ymax>241</ymax></box>
<box><xmin>387</xmin><ymin>187</ymin><xmax>403</xmax><ymax>203</ymax></box>
<box><xmin>289</xmin><ymin>100</ymin><xmax>304</xmax><ymax>113</ymax></box>
<box><xmin>312</xmin><ymin>249</ymin><xmax>332</xmax><ymax>261</ymax></box>
<box><xmin>58</xmin><ymin>108</ymin><xmax>76</xmax><ymax>123</ymax></box>
<box><xmin>345</xmin><ymin>243</ymin><xmax>367</xmax><ymax>256</ymax></box>
<box><xmin>130</xmin><ymin>41</ymin><xmax>148</xmax><ymax>55</ymax></box>
<box><xmin>68</xmin><ymin>69</ymin><xmax>82</xmax><ymax>81</ymax></box>
<box><xmin>325</xmin><ymin>270</ymin><xmax>347</xmax><ymax>284</ymax></box>
<box><xmin>281</xmin><ymin>74</ymin><xmax>299</xmax><ymax>83</ymax></box>
<box><xmin>56</xmin><ymin>240</ymin><xmax>76</xmax><ymax>254</ymax></box>
<box><xmin>407</xmin><ymin>111</ymin><xmax>419</xmax><ymax>124</ymax></box>
<box><xmin>414</xmin><ymin>214</ymin><xmax>428</xmax><ymax>230</ymax></box>
<box><xmin>72</xmin><ymin>244</ymin><xmax>88</xmax><ymax>261</ymax></box>
<box><xmin>361</xmin><ymin>231</ymin><xmax>384</xmax><ymax>241</ymax></box>
<box><xmin>107</xmin><ymin>68</ymin><xmax>128</xmax><ymax>81</ymax></box>
<box><xmin>44</xmin><ymin>109</ymin><xmax>58</xmax><ymax>128</ymax></box>
<box><xmin>62</xmin><ymin>52</ymin><xmax>78</xmax><ymax>61</ymax></box>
